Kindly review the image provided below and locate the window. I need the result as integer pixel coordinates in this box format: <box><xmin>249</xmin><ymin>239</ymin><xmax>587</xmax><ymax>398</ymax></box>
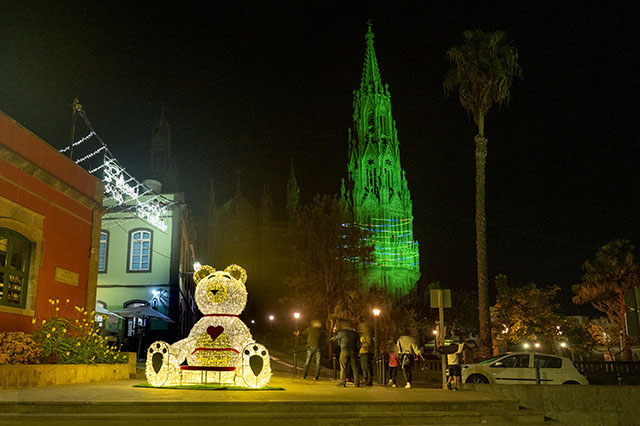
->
<box><xmin>98</xmin><ymin>231</ymin><xmax>109</xmax><ymax>273</ymax></box>
<box><xmin>128</xmin><ymin>229</ymin><xmax>152</xmax><ymax>272</ymax></box>
<box><xmin>534</xmin><ymin>355</ymin><xmax>563</xmax><ymax>369</ymax></box>
<box><xmin>493</xmin><ymin>354</ymin><xmax>530</xmax><ymax>368</ymax></box>
<box><xmin>0</xmin><ymin>228</ymin><xmax>31</xmax><ymax>308</ymax></box>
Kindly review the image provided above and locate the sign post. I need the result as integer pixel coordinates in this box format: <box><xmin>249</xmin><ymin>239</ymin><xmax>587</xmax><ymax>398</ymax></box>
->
<box><xmin>430</xmin><ymin>289</ymin><xmax>451</xmax><ymax>390</ymax></box>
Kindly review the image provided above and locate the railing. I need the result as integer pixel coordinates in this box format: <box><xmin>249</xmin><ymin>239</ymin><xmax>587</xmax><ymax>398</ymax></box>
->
<box><xmin>572</xmin><ymin>361</ymin><xmax>640</xmax><ymax>385</ymax></box>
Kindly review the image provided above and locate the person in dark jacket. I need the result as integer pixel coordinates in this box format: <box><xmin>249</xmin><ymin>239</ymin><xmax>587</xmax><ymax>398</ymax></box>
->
<box><xmin>332</xmin><ymin>321</ymin><xmax>360</xmax><ymax>387</ymax></box>
<box><xmin>294</xmin><ymin>320</ymin><xmax>324</xmax><ymax>380</ymax></box>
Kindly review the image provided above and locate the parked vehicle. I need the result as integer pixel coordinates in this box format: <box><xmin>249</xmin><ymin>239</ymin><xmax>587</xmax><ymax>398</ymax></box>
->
<box><xmin>462</xmin><ymin>352</ymin><xmax>588</xmax><ymax>385</ymax></box>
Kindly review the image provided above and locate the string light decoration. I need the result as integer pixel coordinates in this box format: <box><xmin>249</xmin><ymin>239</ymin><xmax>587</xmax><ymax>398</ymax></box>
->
<box><xmin>146</xmin><ymin>264</ymin><xmax>272</xmax><ymax>388</ymax></box>
<box><xmin>57</xmin><ymin>101</ymin><xmax>177</xmax><ymax>232</ymax></box>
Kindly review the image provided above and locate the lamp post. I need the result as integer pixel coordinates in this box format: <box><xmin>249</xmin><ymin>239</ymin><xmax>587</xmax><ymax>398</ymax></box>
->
<box><xmin>372</xmin><ymin>308</ymin><xmax>381</xmax><ymax>358</ymax></box>
<box><xmin>268</xmin><ymin>314</ymin><xmax>274</xmax><ymax>334</ymax></box>
<box><xmin>293</xmin><ymin>312</ymin><xmax>301</xmax><ymax>375</ymax></box>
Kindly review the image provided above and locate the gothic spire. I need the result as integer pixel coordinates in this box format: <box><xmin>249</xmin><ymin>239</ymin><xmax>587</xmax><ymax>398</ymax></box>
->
<box><xmin>359</xmin><ymin>22</ymin><xmax>383</xmax><ymax>94</ymax></box>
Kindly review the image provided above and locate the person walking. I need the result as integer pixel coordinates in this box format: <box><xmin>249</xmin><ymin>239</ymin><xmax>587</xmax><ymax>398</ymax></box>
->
<box><xmin>294</xmin><ymin>320</ymin><xmax>324</xmax><ymax>380</ymax></box>
<box><xmin>447</xmin><ymin>340</ymin><xmax>466</xmax><ymax>391</ymax></box>
<box><xmin>387</xmin><ymin>344</ymin><xmax>399</xmax><ymax>388</ymax></box>
<box><xmin>396</xmin><ymin>328</ymin><xmax>422</xmax><ymax>388</ymax></box>
<box><xmin>332</xmin><ymin>321</ymin><xmax>360</xmax><ymax>387</ymax></box>
<box><xmin>358</xmin><ymin>323</ymin><xmax>374</xmax><ymax>386</ymax></box>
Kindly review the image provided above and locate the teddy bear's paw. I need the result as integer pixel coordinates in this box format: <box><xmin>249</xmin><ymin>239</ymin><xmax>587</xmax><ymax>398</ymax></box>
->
<box><xmin>146</xmin><ymin>341</ymin><xmax>178</xmax><ymax>386</ymax></box>
<box><xmin>236</xmin><ymin>342</ymin><xmax>271</xmax><ymax>388</ymax></box>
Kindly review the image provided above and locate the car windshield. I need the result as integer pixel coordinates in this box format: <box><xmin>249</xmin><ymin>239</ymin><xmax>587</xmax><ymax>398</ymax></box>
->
<box><xmin>478</xmin><ymin>355</ymin><xmax>504</xmax><ymax>364</ymax></box>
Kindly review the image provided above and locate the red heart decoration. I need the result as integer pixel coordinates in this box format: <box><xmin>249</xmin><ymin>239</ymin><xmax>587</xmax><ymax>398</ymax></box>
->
<box><xmin>207</xmin><ymin>326</ymin><xmax>224</xmax><ymax>341</ymax></box>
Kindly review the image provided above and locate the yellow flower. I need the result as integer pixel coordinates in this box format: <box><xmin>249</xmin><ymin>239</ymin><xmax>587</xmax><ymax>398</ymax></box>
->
<box><xmin>56</xmin><ymin>299</ymin><xmax>59</xmax><ymax>304</ymax></box>
<box><xmin>55</xmin><ymin>307</ymin><xmax>60</xmax><ymax>312</ymax></box>
<box><xmin>66</xmin><ymin>352</ymin><xmax>70</xmax><ymax>356</ymax></box>
<box><xmin>31</xmin><ymin>318</ymin><xmax>36</xmax><ymax>324</ymax></box>
<box><xmin>42</xmin><ymin>319</ymin><xmax>46</xmax><ymax>325</ymax></box>
<box><xmin>51</xmin><ymin>327</ymin><xmax>56</xmax><ymax>332</ymax></box>
<box><xmin>77</xmin><ymin>342</ymin><xmax>81</xmax><ymax>346</ymax></box>
<box><xmin>83</xmin><ymin>311</ymin><xmax>87</xmax><ymax>315</ymax></box>
<box><xmin>62</xmin><ymin>329</ymin><xmax>67</xmax><ymax>333</ymax></box>
<box><xmin>66</xmin><ymin>299</ymin><xmax>70</xmax><ymax>304</ymax></box>
<box><xmin>75</xmin><ymin>319</ymin><xmax>79</xmax><ymax>323</ymax></box>
<box><xmin>46</xmin><ymin>333</ymin><xmax>51</xmax><ymax>338</ymax></box>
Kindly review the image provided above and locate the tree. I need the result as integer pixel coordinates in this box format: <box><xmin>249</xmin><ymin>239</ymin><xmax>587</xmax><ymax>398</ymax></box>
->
<box><xmin>285</xmin><ymin>194</ymin><xmax>375</xmax><ymax>324</ymax></box>
<box><xmin>491</xmin><ymin>274</ymin><xmax>563</xmax><ymax>352</ymax></box>
<box><xmin>588</xmin><ymin>317</ymin><xmax>623</xmax><ymax>361</ymax></box>
<box><xmin>572</xmin><ymin>240</ymin><xmax>640</xmax><ymax>361</ymax></box>
<box><xmin>444</xmin><ymin>30</ymin><xmax>521</xmax><ymax>357</ymax></box>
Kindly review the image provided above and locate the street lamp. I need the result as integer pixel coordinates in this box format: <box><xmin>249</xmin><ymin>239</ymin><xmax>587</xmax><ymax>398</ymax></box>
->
<box><xmin>268</xmin><ymin>314</ymin><xmax>274</xmax><ymax>333</ymax></box>
<box><xmin>293</xmin><ymin>312</ymin><xmax>301</xmax><ymax>349</ymax></box>
<box><xmin>372</xmin><ymin>308</ymin><xmax>381</xmax><ymax>358</ymax></box>
<box><xmin>193</xmin><ymin>262</ymin><xmax>201</xmax><ymax>271</ymax></box>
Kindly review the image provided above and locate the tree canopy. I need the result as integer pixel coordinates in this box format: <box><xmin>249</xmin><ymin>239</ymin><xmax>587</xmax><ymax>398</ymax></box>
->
<box><xmin>573</xmin><ymin>239</ymin><xmax>640</xmax><ymax>360</ymax></box>
<box><xmin>285</xmin><ymin>194</ymin><xmax>375</xmax><ymax>322</ymax></box>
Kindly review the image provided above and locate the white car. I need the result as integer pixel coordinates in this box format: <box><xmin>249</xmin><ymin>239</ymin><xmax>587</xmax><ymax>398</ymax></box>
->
<box><xmin>462</xmin><ymin>352</ymin><xmax>588</xmax><ymax>385</ymax></box>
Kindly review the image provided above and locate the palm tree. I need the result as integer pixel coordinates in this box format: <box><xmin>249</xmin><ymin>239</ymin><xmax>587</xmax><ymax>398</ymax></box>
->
<box><xmin>444</xmin><ymin>30</ymin><xmax>521</xmax><ymax>357</ymax></box>
<box><xmin>573</xmin><ymin>240</ymin><xmax>640</xmax><ymax>361</ymax></box>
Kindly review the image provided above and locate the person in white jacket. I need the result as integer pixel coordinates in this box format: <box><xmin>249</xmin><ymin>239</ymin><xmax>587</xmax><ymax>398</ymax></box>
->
<box><xmin>447</xmin><ymin>340</ymin><xmax>466</xmax><ymax>391</ymax></box>
<box><xmin>396</xmin><ymin>329</ymin><xmax>423</xmax><ymax>388</ymax></box>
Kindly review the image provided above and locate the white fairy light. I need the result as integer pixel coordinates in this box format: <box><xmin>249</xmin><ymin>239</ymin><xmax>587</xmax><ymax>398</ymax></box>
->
<box><xmin>74</xmin><ymin>145</ymin><xmax>106</xmax><ymax>164</ymax></box>
<box><xmin>59</xmin><ymin>131</ymin><xmax>96</xmax><ymax>153</ymax></box>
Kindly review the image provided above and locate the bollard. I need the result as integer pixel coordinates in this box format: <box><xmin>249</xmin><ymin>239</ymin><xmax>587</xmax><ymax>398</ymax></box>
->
<box><xmin>618</xmin><ymin>374</ymin><xmax>623</xmax><ymax>385</ymax></box>
<box><xmin>535</xmin><ymin>366</ymin><xmax>540</xmax><ymax>385</ymax></box>
<box><xmin>333</xmin><ymin>355</ymin><xmax>337</xmax><ymax>379</ymax></box>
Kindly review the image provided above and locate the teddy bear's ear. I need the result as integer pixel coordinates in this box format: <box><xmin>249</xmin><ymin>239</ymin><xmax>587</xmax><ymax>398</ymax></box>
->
<box><xmin>194</xmin><ymin>265</ymin><xmax>216</xmax><ymax>284</ymax></box>
<box><xmin>224</xmin><ymin>264</ymin><xmax>247</xmax><ymax>284</ymax></box>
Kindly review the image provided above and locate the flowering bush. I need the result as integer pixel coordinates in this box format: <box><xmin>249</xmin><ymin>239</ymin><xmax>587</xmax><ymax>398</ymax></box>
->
<box><xmin>0</xmin><ymin>332</ymin><xmax>42</xmax><ymax>364</ymax></box>
<box><xmin>28</xmin><ymin>299</ymin><xmax>127</xmax><ymax>365</ymax></box>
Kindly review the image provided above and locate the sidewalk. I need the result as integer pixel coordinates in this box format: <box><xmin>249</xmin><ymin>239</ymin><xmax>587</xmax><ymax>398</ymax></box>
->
<box><xmin>0</xmin><ymin>352</ymin><xmax>497</xmax><ymax>404</ymax></box>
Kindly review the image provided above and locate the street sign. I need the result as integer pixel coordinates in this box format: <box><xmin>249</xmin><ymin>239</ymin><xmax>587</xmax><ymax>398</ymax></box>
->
<box><xmin>430</xmin><ymin>289</ymin><xmax>451</xmax><ymax>308</ymax></box>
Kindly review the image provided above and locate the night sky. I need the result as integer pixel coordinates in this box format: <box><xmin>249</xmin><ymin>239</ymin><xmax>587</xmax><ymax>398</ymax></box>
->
<box><xmin>2</xmin><ymin>2</ymin><xmax>639</xmax><ymax>313</ymax></box>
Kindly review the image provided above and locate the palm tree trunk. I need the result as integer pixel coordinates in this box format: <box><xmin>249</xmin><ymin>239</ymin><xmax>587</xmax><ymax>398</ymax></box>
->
<box><xmin>619</xmin><ymin>292</ymin><xmax>633</xmax><ymax>361</ymax></box>
<box><xmin>475</xmin><ymin>132</ymin><xmax>491</xmax><ymax>358</ymax></box>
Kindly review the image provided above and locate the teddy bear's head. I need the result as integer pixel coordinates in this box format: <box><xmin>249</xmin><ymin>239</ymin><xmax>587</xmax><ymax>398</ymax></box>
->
<box><xmin>193</xmin><ymin>264</ymin><xmax>247</xmax><ymax>315</ymax></box>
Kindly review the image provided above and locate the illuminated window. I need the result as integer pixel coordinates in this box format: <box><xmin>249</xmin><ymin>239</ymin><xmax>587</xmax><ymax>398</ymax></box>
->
<box><xmin>98</xmin><ymin>231</ymin><xmax>109</xmax><ymax>273</ymax></box>
<box><xmin>128</xmin><ymin>229</ymin><xmax>152</xmax><ymax>272</ymax></box>
<box><xmin>0</xmin><ymin>228</ymin><xmax>31</xmax><ymax>308</ymax></box>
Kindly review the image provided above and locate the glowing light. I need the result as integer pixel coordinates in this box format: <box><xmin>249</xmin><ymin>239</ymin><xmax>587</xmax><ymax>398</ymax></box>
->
<box><xmin>372</xmin><ymin>308</ymin><xmax>381</xmax><ymax>317</ymax></box>
<box><xmin>136</xmin><ymin>198</ymin><xmax>168</xmax><ymax>232</ymax></box>
<box><xmin>145</xmin><ymin>264</ymin><xmax>271</xmax><ymax>388</ymax></box>
<box><xmin>59</xmin><ymin>131</ymin><xmax>96</xmax><ymax>153</ymax></box>
<box><xmin>432</xmin><ymin>329</ymin><xmax>438</xmax><ymax>335</ymax></box>
<box><xmin>293</xmin><ymin>312</ymin><xmax>301</xmax><ymax>319</ymax></box>
<box><xmin>193</xmin><ymin>262</ymin><xmax>202</xmax><ymax>271</ymax></box>
<box><xmin>534</xmin><ymin>343</ymin><xmax>541</xmax><ymax>348</ymax></box>
<box><xmin>268</xmin><ymin>315</ymin><xmax>275</xmax><ymax>321</ymax></box>
<box><xmin>523</xmin><ymin>343</ymin><xmax>530</xmax><ymax>349</ymax></box>
<box><xmin>560</xmin><ymin>342</ymin><xmax>568</xmax><ymax>348</ymax></box>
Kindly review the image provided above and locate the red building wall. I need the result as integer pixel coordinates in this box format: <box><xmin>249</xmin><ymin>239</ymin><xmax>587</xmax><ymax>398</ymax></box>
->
<box><xmin>0</xmin><ymin>112</ymin><xmax>103</xmax><ymax>332</ymax></box>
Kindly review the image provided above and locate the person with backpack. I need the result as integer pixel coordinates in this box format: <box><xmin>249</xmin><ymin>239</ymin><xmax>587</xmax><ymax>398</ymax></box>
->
<box><xmin>396</xmin><ymin>328</ymin><xmax>423</xmax><ymax>388</ymax></box>
<box><xmin>332</xmin><ymin>321</ymin><xmax>360</xmax><ymax>387</ymax></box>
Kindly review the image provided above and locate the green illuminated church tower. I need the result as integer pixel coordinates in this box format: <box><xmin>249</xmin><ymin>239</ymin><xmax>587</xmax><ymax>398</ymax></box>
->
<box><xmin>341</xmin><ymin>24</ymin><xmax>420</xmax><ymax>297</ymax></box>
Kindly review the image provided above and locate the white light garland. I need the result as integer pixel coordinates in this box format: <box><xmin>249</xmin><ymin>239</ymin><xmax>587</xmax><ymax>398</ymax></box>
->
<box><xmin>59</xmin><ymin>131</ymin><xmax>96</xmax><ymax>153</ymax></box>
<box><xmin>74</xmin><ymin>144</ymin><xmax>106</xmax><ymax>164</ymax></box>
<box><xmin>146</xmin><ymin>265</ymin><xmax>271</xmax><ymax>388</ymax></box>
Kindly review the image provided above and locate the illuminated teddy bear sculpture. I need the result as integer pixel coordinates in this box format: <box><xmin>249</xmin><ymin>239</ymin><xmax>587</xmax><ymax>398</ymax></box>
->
<box><xmin>146</xmin><ymin>264</ymin><xmax>271</xmax><ymax>388</ymax></box>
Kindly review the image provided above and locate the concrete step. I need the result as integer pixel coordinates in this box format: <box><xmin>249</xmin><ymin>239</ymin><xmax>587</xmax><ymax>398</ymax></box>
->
<box><xmin>0</xmin><ymin>411</ymin><xmax>550</xmax><ymax>426</ymax></box>
<box><xmin>0</xmin><ymin>400</ymin><xmax>522</xmax><ymax>414</ymax></box>
<box><xmin>0</xmin><ymin>401</ymin><xmax>550</xmax><ymax>425</ymax></box>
